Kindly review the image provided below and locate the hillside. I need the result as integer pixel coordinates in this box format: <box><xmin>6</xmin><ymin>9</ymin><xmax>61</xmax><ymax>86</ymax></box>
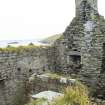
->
<box><xmin>41</xmin><ymin>34</ymin><xmax>62</xmax><ymax>44</ymax></box>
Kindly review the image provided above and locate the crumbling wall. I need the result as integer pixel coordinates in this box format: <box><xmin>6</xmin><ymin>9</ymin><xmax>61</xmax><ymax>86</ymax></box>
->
<box><xmin>53</xmin><ymin>17</ymin><xmax>82</xmax><ymax>76</ymax></box>
<box><xmin>29</xmin><ymin>73</ymin><xmax>76</xmax><ymax>94</ymax></box>
<box><xmin>0</xmin><ymin>47</ymin><xmax>50</xmax><ymax>105</ymax></box>
<box><xmin>53</xmin><ymin>0</ymin><xmax>105</xmax><ymax>99</ymax></box>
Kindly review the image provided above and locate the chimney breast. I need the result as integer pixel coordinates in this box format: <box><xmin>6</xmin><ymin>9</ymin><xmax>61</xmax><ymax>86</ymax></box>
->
<box><xmin>75</xmin><ymin>0</ymin><xmax>98</xmax><ymax>16</ymax></box>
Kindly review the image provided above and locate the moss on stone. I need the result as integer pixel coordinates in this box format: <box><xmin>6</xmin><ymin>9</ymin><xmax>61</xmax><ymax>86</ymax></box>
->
<box><xmin>45</xmin><ymin>73</ymin><xmax>62</xmax><ymax>79</ymax></box>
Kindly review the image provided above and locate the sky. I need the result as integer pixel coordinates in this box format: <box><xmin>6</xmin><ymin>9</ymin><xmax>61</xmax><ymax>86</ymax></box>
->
<box><xmin>0</xmin><ymin>0</ymin><xmax>105</xmax><ymax>40</ymax></box>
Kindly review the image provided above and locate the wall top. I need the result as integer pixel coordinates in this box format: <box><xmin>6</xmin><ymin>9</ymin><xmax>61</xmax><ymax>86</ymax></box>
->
<box><xmin>75</xmin><ymin>0</ymin><xmax>98</xmax><ymax>16</ymax></box>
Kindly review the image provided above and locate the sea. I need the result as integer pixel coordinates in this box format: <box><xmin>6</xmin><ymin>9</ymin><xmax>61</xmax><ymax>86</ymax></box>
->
<box><xmin>0</xmin><ymin>39</ymin><xmax>48</xmax><ymax>48</ymax></box>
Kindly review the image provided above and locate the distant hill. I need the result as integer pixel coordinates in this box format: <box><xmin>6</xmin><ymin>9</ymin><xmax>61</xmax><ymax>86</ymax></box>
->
<box><xmin>41</xmin><ymin>34</ymin><xmax>62</xmax><ymax>44</ymax></box>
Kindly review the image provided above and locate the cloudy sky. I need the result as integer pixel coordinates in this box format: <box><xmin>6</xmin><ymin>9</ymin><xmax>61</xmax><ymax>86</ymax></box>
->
<box><xmin>0</xmin><ymin>0</ymin><xmax>105</xmax><ymax>40</ymax></box>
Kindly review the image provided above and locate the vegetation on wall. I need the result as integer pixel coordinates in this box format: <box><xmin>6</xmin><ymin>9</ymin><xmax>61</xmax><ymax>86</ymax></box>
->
<box><xmin>0</xmin><ymin>44</ymin><xmax>47</xmax><ymax>54</ymax></box>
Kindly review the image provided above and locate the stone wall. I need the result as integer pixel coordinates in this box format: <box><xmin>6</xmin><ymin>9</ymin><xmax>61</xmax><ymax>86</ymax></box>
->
<box><xmin>53</xmin><ymin>0</ymin><xmax>105</xmax><ymax>99</ymax></box>
<box><xmin>29</xmin><ymin>73</ymin><xmax>76</xmax><ymax>94</ymax></box>
<box><xmin>1</xmin><ymin>0</ymin><xmax>105</xmax><ymax>104</ymax></box>
<box><xmin>0</xmin><ymin>46</ymin><xmax>50</xmax><ymax>105</ymax></box>
<box><xmin>53</xmin><ymin>17</ymin><xmax>82</xmax><ymax>76</ymax></box>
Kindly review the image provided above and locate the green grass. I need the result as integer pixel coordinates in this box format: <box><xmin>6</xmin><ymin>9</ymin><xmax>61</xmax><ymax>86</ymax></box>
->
<box><xmin>46</xmin><ymin>72</ymin><xmax>73</xmax><ymax>80</ymax></box>
<box><xmin>44</xmin><ymin>73</ymin><xmax>62</xmax><ymax>79</ymax></box>
<box><xmin>51</xmin><ymin>81</ymin><xmax>90</xmax><ymax>105</ymax></box>
<box><xmin>25</xmin><ymin>98</ymin><xmax>47</xmax><ymax>105</ymax></box>
<box><xmin>41</xmin><ymin>34</ymin><xmax>63</xmax><ymax>44</ymax></box>
<box><xmin>0</xmin><ymin>44</ymin><xmax>47</xmax><ymax>54</ymax></box>
<box><xmin>26</xmin><ymin>81</ymin><xmax>91</xmax><ymax>105</ymax></box>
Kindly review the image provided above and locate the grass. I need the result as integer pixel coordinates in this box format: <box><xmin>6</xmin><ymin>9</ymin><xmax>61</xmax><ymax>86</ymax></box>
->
<box><xmin>45</xmin><ymin>73</ymin><xmax>62</xmax><ymax>79</ymax></box>
<box><xmin>26</xmin><ymin>81</ymin><xmax>91</xmax><ymax>105</ymax></box>
<box><xmin>0</xmin><ymin>44</ymin><xmax>47</xmax><ymax>54</ymax></box>
<box><xmin>41</xmin><ymin>34</ymin><xmax>63</xmax><ymax>44</ymax></box>
<box><xmin>36</xmin><ymin>72</ymin><xmax>72</xmax><ymax>80</ymax></box>
<box><xmin>51</xmin><ymin>81</ymin><xmax>90</xmax><ymax>105</ymax></box>
<box><xmin>25</xmin><ymin>98</ymin><xmax>47</xmax><ymax>105</ymax></box>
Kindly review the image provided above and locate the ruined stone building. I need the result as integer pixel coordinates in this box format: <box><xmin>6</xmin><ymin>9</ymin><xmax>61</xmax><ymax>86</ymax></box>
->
<box><xmin>53</xmin><ymin>0</ymin><xmax>105</xmax><ymax>99</ymax></box>
<box><xmin>0</xmin><ymin>0</ymin><xmax>105</xmax><ymax>105</ymax></box>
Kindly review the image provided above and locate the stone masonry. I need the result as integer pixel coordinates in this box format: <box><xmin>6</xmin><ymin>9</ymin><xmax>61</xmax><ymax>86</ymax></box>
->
<box><xmin>53</xmin><ymin>0</ymin><xmax>105</xmax><ymax>99</ymax></box>
<box><xmin>1</xmin><ymin>0</ymin><xmax>105</xmax><ymax>105</ymax></box>
<box><xmin>0</xmin><ymin>46</ymin><xmax>51</xmax><ymax>105</ymax></box>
